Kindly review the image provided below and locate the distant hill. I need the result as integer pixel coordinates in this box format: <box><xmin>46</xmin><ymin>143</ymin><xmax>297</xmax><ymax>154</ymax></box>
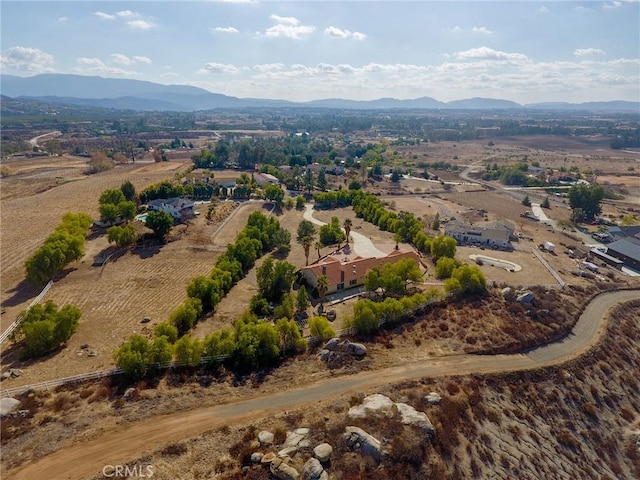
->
<box><xmin>1</xmin><ymin>74</ymin><xmax>638</xmax><ymax>113</ymax></box>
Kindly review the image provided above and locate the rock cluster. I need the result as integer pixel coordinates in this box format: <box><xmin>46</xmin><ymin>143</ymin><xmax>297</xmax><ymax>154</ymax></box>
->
<box><xmin>318</xmin><ymin>338</ymin><xmax>367</xmax><ymax>364</ymax></box>
<box><xmin>249</xmin><ymin>428</ymin><xmax>332</xmax><ymax>480</ymax></box>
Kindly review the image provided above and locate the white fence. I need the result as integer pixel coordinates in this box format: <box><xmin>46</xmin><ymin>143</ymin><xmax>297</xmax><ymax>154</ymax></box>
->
<box><xmin>0</xmin><ymin>280</ymin><xmax>53</xmax><ymax>344</ymax></box>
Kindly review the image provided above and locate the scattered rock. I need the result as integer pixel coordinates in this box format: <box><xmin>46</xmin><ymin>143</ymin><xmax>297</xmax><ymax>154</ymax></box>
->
<box><xmin>323</xmin><ymin>338</ymin><xmax>340</xmax><ymax>351</ymax></box>
<box><xmin>425</xmin><ymin>392</ymin><xmax>442</xmax><ymax>405</ymax></box>
<box><xmin>278</xmin><ymin>446</ymin><xmax>298</xmax><ymax>458</ymax></box>
<box><xmin>313</xmin><ymin>443</ymin><xmax>333</xmax><ymax>463</ymax></box>
<box><xmin>501</xmin><ymin>287</ymin><xmax>512</xmax><ymax>297</ymax></box>
<box><xmin>318</xmin><ymin>350</ymin><xmax>331</xmax><ymax>362</ymax></box>
<box><xmin>0</xmin><ymin>398</ymin><xmax>21</xmax><ymax>417</ymax></box>
<box><xmin>270</xmin><ymin>457</ymin><xmax>300</xmax><ymax>480</ymax></box>
<box><xmin>348</xmin><ymin>393</ymin><xmax>395</xmax><ymax>419</ymax></box>
<box><xmin>516</xmin><ymin>290</ymin><xmax>535</xmax><ymax>303</ymax></box>
<box><xmin>0</xmin><ymin>372</ymin><xmax>10</xmax><ymax>381</ymax></box>
<box><xmin>343</xmin><ymin>426</ymin><xmax>381</xmax><ymax>461</ymax></box>
<box><xmin>122</xmin><ymin>387</ymin><xmax>136</xmax><ymax>400</ymax></box>
<box><xmin>396</xmin><ymin>402</ymin><xmax>436</xmax><ymax>436</ymax></box>
<box><xmin>259</xmin><ymin>430</ymin><xmax>275</xmax><ymax>446</ymax></box>
<box><xmin>87</xmin><ymin>350</ymin><xmax>97</xmax><ymax>357</ymax></box>
<box><xmin>301</xmin><ymin>458</ymin><xmax>324</xmax><ymax>480</ymax></box>
<box><xmin>80</xmin><ymin>343</ymin><xmax>89</xmax><ymax>349</ymax></box>
<box><xmin>283</xmin><ymin>428</ymin><xmax>309</xmax><ymax>448</ymax></box>
<box><xmin>261</xmin><ymin>452</ymin><xmax>277</xmax><ymax>464</ymax></box>
<box><xmin>250</xmin><ymin>452</ymin><xmax>263</xmax><ymax>463</ymax></box>
<box><xmin>9</xmin><ymin>369</ymin><xmax>23</xmax><ymax>378</ymax></box>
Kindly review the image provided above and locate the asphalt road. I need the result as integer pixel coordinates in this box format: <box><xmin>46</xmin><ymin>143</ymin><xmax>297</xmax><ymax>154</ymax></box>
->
<box><xmin>7</xmin><ymin>289</ymin><xmax>638</xmax><ymax>480</ymax></box>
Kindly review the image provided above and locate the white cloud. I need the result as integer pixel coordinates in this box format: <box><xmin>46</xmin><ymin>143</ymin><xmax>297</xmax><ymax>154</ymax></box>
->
<box><xmin>324</xmin><ymin>26</ymin><xmax>367</xmax><ymax>40</ymax></box>
<box><xmin>603</xmin><ymin>1</ymin><xmax>622</xmax><ymax>9</ymax></box>
<box><xmin>0</xmin><ymin>46</ymin><xmax>55</xmax><ymax>73</ymax></box>
<box><xmin>574</xmin><ymin>48</ymin><xmax>606</xmax><ymax>57</ymax></box>
<box><xmin>453</xmin><ymin>47</ymin><xmax>530</xmax><ymax>63</ymax></box>
<box><xmin>116</xmin><ymin>10</ymin><xmax>137</xmax><ymax>18</ymax></box>
<box><xmin>93</xmin><ymin>11</ymin><xmax>116</xmax><ymax>20</ymax></box>
<box><xmin>73</xmin><ymin>57</ymin><xmax>140</xmax><ymax>76</ymax></box>
<box><xmin>538</xmin><ymin>6</ymin><xmax>549</xmax><ymax>13</ymax></box>
<box><xmin>261</xmin><ymin>15</ymin><xmax>315</xmax><ymax>39</ymax></box>
<box><xmin>58</xmin><ymin>16</ymin><xmax>69</xmax><ymax>22</ymax></box>
<box><xmin>270</xmin><ymin>15</ymin><xmax>299</xmax><ymax>26</ymax></box>
<box><xmin>161</xmin><ymin>72</ymin><xmax>180</xmax><ymax>78</ymax></box>
<box><xmin>109</xmin><ymin>53</ymin><xmax>152</xmax><ymax>65</ymax></box>
<box><xmin>197</xmin><ymin>62</ymin><xmax>241</xmax><ymax>75</ymax></box>
<box><xmin>133</xmin><ymin>56</ymin><xmax>152</xmax><ymax>64</ymax></box>
<box><xmin>472</xmin><ymin>26</ymin><xmax>492</xmax><ymax>34</ymax></box>
<box><xmin>212</xmin><ymin>26</ymin><xmax>239</xmax><ymax>34</ymax></box>
<box><xmin>128</xmin><ymin>20</ymin><xmax>156</xmax><ymax>30</ymax></box>
<box><xmin>253</xmin><ymin>63</ymin><xmax>285</xmax><ymax>73</ymax></box>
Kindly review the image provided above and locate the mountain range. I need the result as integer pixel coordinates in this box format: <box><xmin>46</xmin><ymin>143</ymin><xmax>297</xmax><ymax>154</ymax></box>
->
<box><xmin>1</xmin><ymin>74</ymin><xmax>638</xmax><ymax>113</ymax></box>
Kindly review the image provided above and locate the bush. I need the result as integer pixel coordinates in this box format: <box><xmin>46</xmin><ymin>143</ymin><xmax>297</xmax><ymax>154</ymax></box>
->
<box><xmin>309</xmin><ymin>316</ymin><xmax>336</xmax><ymax>340</ymax></box>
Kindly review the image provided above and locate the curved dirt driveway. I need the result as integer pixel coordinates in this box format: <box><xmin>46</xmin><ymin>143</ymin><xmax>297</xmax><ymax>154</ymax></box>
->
<box><xmin>7</xmin><ymin>289</ymin><xmax>639</xmax><ymax>480</ymax></box>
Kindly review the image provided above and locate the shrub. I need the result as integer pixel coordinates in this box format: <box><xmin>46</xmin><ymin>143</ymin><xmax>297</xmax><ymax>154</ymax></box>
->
<box><xmin>309</xmin><ymin>316</ymin><xmax>336</xmax><ymax>341</ymax></box>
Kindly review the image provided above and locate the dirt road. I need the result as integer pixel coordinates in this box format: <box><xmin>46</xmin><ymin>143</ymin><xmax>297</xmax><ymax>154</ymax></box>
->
<box><xmin>7</xmin><ymin>289</ymin><xmax>639</xmax><ymax>480</ymax></box>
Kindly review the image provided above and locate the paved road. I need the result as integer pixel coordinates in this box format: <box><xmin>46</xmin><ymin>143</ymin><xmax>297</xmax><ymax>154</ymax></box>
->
<box><xmin>7</xmin><ymin>289</ymin><xmax>638</xmax><ymax>480</ymax></box>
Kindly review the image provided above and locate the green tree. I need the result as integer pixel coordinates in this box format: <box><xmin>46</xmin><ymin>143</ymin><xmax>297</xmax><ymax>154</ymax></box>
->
<box><xmin>120</xmin><ymin>180</ymin><xmax>136</xmax><ymax>202</ymax></box>
<box><xmin>154</xmin><ymin>322</ymin><xmax>179</xmax><ymax>343</ymax></box>
<box><xmin>118</xmin><ymin>201</ymin><xmax>137</xmax><ymax>221</ymax></box>
<box><xmin>107</xmin><ymin>224</ymin><xmax>137</xmax><ymax>247</ymax></box>
<box><xmin>148</xmin><ymin>336</ymin><xmax>173</xmax><ymax>365</ymax></box>
<box><xmin>257</xmin><ymin>258</ymin><xmax>296</xmax><ymax>302</ymax></box>
<box><xmin>202</xmin><ymin>329</ymin><xmax>235</xmax><ymax>367</ymax></box>
<box><xmin>316</xmin><ymin>274</ymin><xmax>329</xmax><ymax>300</ymax></box>
<box><xmin>99</xmin><ymin>189</ymin><xmax>126</xmax><ymax>206</ymax></box>
<box><xmin>169</xmin><ymin>298</ymin><xmax>202</xmax><ymax>334</ymax></box>
<box><xmin>319</xmin><ymin>217</ymin><xmax>346</xmax><ymax>246</ymax></box>
<box><xmin>304</xmin><ymin>168</ymin><xmax>314</xmax><ymax>193</ymax></box>
<box><xmin>173</xmin><ymin>335</ymin><xmax>203</xmax><ymax>367</ymax></box>
<box><xmin>364</xmin><ymin>257</ymin><xmax>422</xmax><ymax>296</ymax></box>
<box><xmin>430</xmin><ymin>235</ymin><xmax>457</xmax><ymax>260</ymax></box>
<box><xmin>521</xmin><ymin>195</ymin><xmax>531</xmax><ymax>207</ymax></box>
<box><xmin>309</xmin><ymin>316</ymin><xmax>336</xmax><ymax>341</ymax></box>
<box><xmin>114</xmin><ymin>334</ymin><xmax>150</xmax><ymax>380</ymax></box>
<box><xmin>275</xmin><ymin>318</ymin><xmax>307</xmax><ymax>354</ymax></box>
<box><xmin>301</xmin><ymin>235</ymin><xmax>313</xmax><ymax>265</ymax></box>
<box><xmin>445</xmin><ymin>264</ymin><xmax>486</xmax><ymax>295</ymax></box>
<box><xmin>295</xmin><ymin>195</ymin><xmax>306</xmax><ymax>209</ymax></box>
<box><xmin>568</xmin><ymin>183</ymin><xmax>605</xmax><ymax>223</ymax></box>
<box><xmin>145</xmin><ymin>210</ymin><xmax>173</xmax><ymax>240</ymax></box>
<box><xmin>99</xmin><ymin>203</ymin><xmax>119</xmax><ymax>224</ymax></box>
<box><xmin>347</xmin><ymin>301</ymin><xmax>379</xmax><ymax>336</ymax></box>
<box><xmin>317</xmin><ymin>167</ymin><xmax>328</xmax><ymax>191</ymax></box>
<box><xmin>431</xmin><ymin>213</ymin><xmax>440</xmax><ymax>231</ymax></box>
<box><xmin>297</xmin><ymin>220</ymin><xmax>317</xmax><ymax>241</ymax></box>
<box><xmin>540</xmin><ymin>196</ymin><xmax>551</xmax><ymax>209</ymax></box>
<box><xmin>273</xmin><ymin>293</ymin><xmax>294</xmax><ymax>320</ymax></box>
<box><xmin>296</xmin><ymin>286</ymin><xmax>310</xmax><ymax>313</ymax></box>
<box><xmin>435</xmin><ymin>257</ymin><xmax>459</xmax><ymax>279</ymax></box>
<box><xmin>265</xmin><ymin>184</ymin><xmax>285</xmax><ymax>209</ymax></box>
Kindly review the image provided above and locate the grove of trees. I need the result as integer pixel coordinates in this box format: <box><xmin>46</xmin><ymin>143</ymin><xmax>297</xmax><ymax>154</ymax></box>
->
<box><xmin>17</xmin><ymin>301</ymin><xmax>81</xmax><ymax>359</ymax></box>
<box><xmin>25</xmin><ymin>212</ymin><xmax>93</xmax><ymax>286</ymax></box>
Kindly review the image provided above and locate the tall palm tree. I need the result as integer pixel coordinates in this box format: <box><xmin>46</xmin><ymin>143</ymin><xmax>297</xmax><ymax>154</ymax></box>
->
<box><xmin>343</xmin><ymin>218</ymin><xmax>352</xmax><ymax>244</ymax></box>
<box><xmin>316</xmin><ymin>274</ymin><xmax>329</xmax><ymax>302</ymax></box>
<box><xmin>302</xmin><ymin>236</ymin><xmax>313</xmax><ymax>266</ymax></box>
<box><xmin>315</xmin><ymin>240</ymin><xmax>324</xmax><ymax>259</ymax></box>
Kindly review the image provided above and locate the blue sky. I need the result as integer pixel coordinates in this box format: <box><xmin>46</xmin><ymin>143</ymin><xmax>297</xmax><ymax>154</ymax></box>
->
<box><xmin>1</xmin><ymin>1</ymin><xmax>639</xmax><ymax>103</ymax></box>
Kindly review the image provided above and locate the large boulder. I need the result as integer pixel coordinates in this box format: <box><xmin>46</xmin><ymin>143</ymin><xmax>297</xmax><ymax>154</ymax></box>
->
<box><xmin>301</xmin><ymin>458</ymin><xmax>324</xmax><ymax>480</ymax></box>
<box><xmin>395</xmin><ymin>402</ymin><xmax>436</xmax><ymax>436</ymax></box>
<box><xmin>346</xmin><ymin>342</ymin><xmax>367</xmax><ymax>357</ymax></box>
<box><xmin>323</xmin><ymin>338</ymin><xmax>340</xmax><ymax>351</ymax></box>
<box><xmin>258</xmin><ymin>430</ymin><xmax>274</xmax><ymax>446</ymax></box>
<box><xmin>0</xmin><ymin>398</ymin><xmax>20</xmax><ymax>417</ymax></box>
<box><xmin>270</xmin><ymin>458</ymin><xmax>300</xmax><ymax>480</ymax></box>
<box><xmin>343</xmin><ymin>426</ymin><xmax>381</xmax><ymax>461</ymax></box>
<box><xmin>348</xmin><ymin>394</ymin><xmax>395</xmax><ymax>419</ymax></box>
<box><xmin>313</xmin><ymin>443</ymin><xmax>333</xmax><ymax>463</ymax></box>
<box><xmin>261</xmin><ymin>452</ymin><xmax>277</xmax><ymax>465</ymax></box>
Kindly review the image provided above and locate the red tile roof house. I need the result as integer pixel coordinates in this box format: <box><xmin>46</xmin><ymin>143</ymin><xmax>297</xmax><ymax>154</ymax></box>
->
<box><xmin>299</xmin><ymin>243</ymin><xmax>421</xmax><ymax>296</ymax></box>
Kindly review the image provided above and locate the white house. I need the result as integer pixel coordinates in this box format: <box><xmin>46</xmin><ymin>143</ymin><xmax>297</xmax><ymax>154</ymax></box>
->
<box><xmin>147</xmin><ymin>198</ymin><xmax>195</xmax><ymax>222</ymax></box>
<box><xmin>444</xmin><ymin>220</ymin><xmax>512</xmax><ymax>249</ymax></box>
